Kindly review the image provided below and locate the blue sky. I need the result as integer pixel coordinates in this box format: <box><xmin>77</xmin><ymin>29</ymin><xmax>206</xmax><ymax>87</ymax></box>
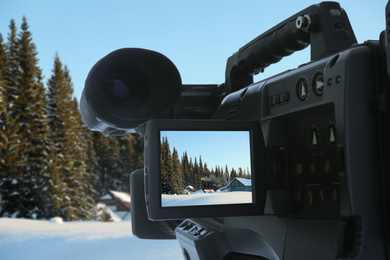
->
<box><xmin>161</xmin><ymin>130</ymin><xmax>251</xmax><ymax>172</ymax></box>
<box><xmin>0</xmin><ymin>0</ymin><xmax>386</xmax><ymax>102</ymax></box>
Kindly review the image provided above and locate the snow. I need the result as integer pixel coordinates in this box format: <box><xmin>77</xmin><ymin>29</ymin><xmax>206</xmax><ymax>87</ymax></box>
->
<box><xmin>162</xmin><ymin>191</ymin><xmax>252</xmax><ymax>207</ymax></box>
<box><xmin>192</xmin><ymin>189</ymin><xmax>205</xmax><ymax>194</ymax></box>
<box><xmin>95</xmin><ymin>203</ymin><xmax>122</xmax><ymax>222</ymax></box>
<box><xmin>235</xmin><ymin>178</ymin><xmax>252</xmax><ymax>186</ymax></box>
<box><xmin>99</xmin><ymin>194</ymin><xmax>111</xmax><ymax>200</ymax></box>
<box><xmin>0</xmin><ymin>218</ymin><xmax>183</xmax><ymax>260</ymax></box>
<box><xmin>110</xmin><ymin>191</ymin><xmax>131</xmax><ymax>204</ymax></box>
<box><xmin>49</xmin><ymin>217</ymin><xmax>64</xmax><ymax>223</ymax></box>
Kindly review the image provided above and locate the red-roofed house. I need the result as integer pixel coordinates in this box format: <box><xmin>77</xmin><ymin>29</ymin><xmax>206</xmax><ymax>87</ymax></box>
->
<box><xmin>97</xmin><ymin>190</ymin><xmax>131</xmax><ymax>219</ymax></box>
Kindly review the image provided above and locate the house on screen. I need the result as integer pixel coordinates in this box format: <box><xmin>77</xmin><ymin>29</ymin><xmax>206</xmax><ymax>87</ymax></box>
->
<box><xmin>219</xmin><ymin>177</ymin><xmax>252</xmax><ymax>192</ymax></box>
<box><xmin>97</xmin><ymin>190</ymin><xmax>131</xmax><ymax>220</ymax></box>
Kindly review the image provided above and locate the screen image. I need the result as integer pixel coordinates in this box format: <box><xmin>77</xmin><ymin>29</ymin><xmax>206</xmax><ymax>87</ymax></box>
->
<box><xmin>160</xmin><ymin>130</ymin><xmax>252</xmax><ymax>207</ymax></box>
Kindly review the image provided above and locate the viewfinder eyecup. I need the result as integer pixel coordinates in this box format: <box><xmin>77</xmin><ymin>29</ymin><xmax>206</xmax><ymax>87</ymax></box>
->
<box><xmin>80</xmin><ymin>48</ymin><xmax>182</xmax><ymax>136</ymax></box>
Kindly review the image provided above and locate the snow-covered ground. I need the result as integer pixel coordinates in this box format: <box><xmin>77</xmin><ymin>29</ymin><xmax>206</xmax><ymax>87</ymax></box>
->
<box><xmin>0</xmin><ymin>218</ymin><xmax>183</xmax><ymax>260</ymax></box>
<box><xmin>162</xmin><ymin>191</ymin><xmax>252</xmax><ymax>207</ymax></box>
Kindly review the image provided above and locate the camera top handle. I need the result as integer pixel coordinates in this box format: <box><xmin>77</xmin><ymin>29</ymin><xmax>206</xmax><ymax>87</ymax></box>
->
<box><xmin>225</xmin><ymin>1</ymin><xmax>357</xmax><ymax>92</ymax></box>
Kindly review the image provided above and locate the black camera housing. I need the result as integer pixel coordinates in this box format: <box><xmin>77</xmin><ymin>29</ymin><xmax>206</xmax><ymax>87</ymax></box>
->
<box><xmin>80</xmin><ymin>1</ymin><xmax>390</xmax><ymax>259</ymax></box>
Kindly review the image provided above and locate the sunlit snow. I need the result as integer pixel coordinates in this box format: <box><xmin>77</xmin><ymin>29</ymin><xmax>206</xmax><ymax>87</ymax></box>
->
<box><xmin>162</xmin><ymin>191</ymin><xmax>252</xmax><ymax>207</ymax></box>
<box><xmin>0</xmin><ymin>218</ymin><xmax>182</xmax><ymax>260</ymax></box>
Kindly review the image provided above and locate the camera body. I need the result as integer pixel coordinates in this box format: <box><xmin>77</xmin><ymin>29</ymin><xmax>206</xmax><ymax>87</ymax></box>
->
<box><xmin>80</xmin><ymin>1</ymin><xmax>390</xmax><ymax>259</ymax></box>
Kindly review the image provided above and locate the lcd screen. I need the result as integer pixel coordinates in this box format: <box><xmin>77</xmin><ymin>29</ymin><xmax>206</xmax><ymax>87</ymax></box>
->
<box><xmin>160</xmin><ymin>130</ymin><xmax>253</xmax><ymax>207</ymax></box>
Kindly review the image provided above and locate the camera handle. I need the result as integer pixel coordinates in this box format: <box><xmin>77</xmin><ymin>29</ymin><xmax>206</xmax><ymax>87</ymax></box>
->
<box><xmin>225</xmin><ymin>1</ymin><xmax>357</xmax><ymax>92</ymax></box>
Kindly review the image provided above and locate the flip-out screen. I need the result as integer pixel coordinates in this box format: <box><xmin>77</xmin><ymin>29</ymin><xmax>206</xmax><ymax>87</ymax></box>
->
<box><xmin>144</xmin><ymin>119</ymin><xmax>266</xmax><ymax>220</ymax></box>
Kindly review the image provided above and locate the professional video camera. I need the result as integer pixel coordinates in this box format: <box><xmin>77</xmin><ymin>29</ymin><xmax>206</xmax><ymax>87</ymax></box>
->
<box><xmin>80</xmin><ymin>1</ymin><xmax>390</xmax><ymax>259</ymax></box>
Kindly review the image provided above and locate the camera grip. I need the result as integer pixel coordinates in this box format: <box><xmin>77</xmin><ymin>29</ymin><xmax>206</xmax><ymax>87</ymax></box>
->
<box><xmin>225</xmin><ymin>2</ymin><xmax>357</xmax><ymax>92</ymax></box>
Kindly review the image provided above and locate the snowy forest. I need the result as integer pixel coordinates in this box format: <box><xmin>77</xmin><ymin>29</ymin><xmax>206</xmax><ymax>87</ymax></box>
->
<box><xmin>160</xmin><ymin>136</ymin><xmax>251</xmax><ymax>195</ymax></box>
<box><xmin>0</xmin><ymin>17</ymin><xmax>144</xmax><ymax>221</ymax></box>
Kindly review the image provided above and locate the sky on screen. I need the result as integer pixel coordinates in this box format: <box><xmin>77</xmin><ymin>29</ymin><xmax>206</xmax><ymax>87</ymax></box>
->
<box><xmin>162</xmin><ymin>130</ymin><xmax>251</xmax><ymax>171</ymax></box>
<box><xmin>0</xmin><ymin>0</ymin><xmax>386</xmax><ymax>102</ymax></box>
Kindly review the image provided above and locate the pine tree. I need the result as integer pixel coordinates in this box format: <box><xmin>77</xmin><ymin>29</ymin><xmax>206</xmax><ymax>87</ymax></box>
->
<box><xmin>46</xmin><ymin>55</ymin><xmax>97</xmax><ymax>220</ymax></box>
<box><xmin>0</xmin><ymin>34</ymin><xmax>9</xmax><ymax>211</ymax></box>
<box><xmin>171</xmin><ymin>147</ymin><xmax>184</xmax><ymax>194</ymax></box>
<box><xmin>46</xmin><ymin>53</ymin><xmax>71</xmax><ymax>218</ymax></box>
<box><xmin>198</xmin><ymin>156</ymin><xmax>204</xmax><ymax>189</ymax></box>
<box><xmin>193</xmin><ymin>157</ymin><xmax>199</xmax><ymax>189</ymax></box>
<box><xmin>0</xmin><ymin>34</ymin><xmax>8</xmax><ymax>165</ymax></box>
<box><xmin>68</xmin><ymin>98</ymin><xmax>97</xmax><ymax>219</ymax></box>
<box><xmin>92</xmin><ymin>131</ymin><xmax>123</xmax><ymax>195</ymax></box>
<box><xmin>107</xmin><ymin>137</ymin><xmax>123</xmax><ymax>191</ymax></box>
<box><xmin>84</xmin><ymin>129</ymin><xmax>101</xmax><ymax>195</ymax></box>
<box><xmin>188</xmin><ymin>157</ymin><xmax>194</xmax><ymax>188</ymax></box>
<box><xmin>214</xmin><ymin>166</ymin><xmax>221</xmax><ymax>189</ymax></box>
<box><xmin>238</xmin><ymin>167</ymin><xmax>243</xmax><ymax>178</ymax></box>
<box><xmin>203</xmin><ymin>162</ymin><xmax>210</xmax><ymax>179</ymax></box>
<box><xmin>0</xmin><ymin>33</ymin><xmax>24</xmax><ymax>218</ymax></box>
<box><xmin>130</xmin><ymin>134</ymin><xmax>144</xmax><ymax>171</ymax></box>
<box><xmin>19</xmin><ymin>17</ymin><xmax>52</xmax><ymax>219</ymax></box>
<box><xmin>0</xmin><ymin>18</ymin><xmax>51</xmax><ymax>219</ymax></box>
<box><xmin>5</xmin><ymin>20</ymin><xmax>20</xmax><ymax>108</ymax></box>
<box><xmin>230</xmin><ymin>168</ymin><xmax>238</xmax><ymax>180</ymax></box>
<box><xmin>116</xmin><ymin>133</ymin><xmax>143</xmax><ymax>191</ymax></box>
<box><xmin>181</xmin><ymin>151</ymin><xmax>190</xmax><ymax>185</ymax></box>
<box><xmin>160</xmin><ymin>136</ymin><xmax>173</xmax><ymax>194</ymax></box>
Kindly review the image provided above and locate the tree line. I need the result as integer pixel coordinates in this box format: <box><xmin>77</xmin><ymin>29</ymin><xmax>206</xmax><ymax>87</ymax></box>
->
<box><xmin>160</xmin><ymin>136</ymin><xmax>251</xmax><ymax>195</ymax></box>
<box><xmin>0</xmin><ymin>17</ymin><xmax>143</xmax><ymax>220</ymax></box>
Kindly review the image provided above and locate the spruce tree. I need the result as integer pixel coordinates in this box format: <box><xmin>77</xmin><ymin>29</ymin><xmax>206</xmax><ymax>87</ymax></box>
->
<box><xmin>203</xmin><ymin>162</ymin><xmax>210</xmax><ymax>178</ymax></box>
<box><xmin>0</xmin><ymin>34</ymin><xmax>8</xmax><ymax>165</ymax></box>
<box><xmin>188</xmin><ymin>157</ymin><xmax>194</xmax><ymax>188</ymax></box>
<box><xmin>68</xmin><ymin>98</ymin><xmax>97</xmax><ymax>219</ymax></box>
<box><xmin>0</xmin><ymin>18</ymin><xmax>51</xmax><ymax>219</ymax></box>
<box><xmin>223</xmin><ymin>165</ymin><xmax>229</xmax><ymax>184</ymax></box>
<box><xmin>47</xmin><ymin>55</ymin><xmax>99</xmax><ymax>220</ymax></box>
<box><xmin>1</xmin><ymin>20</ymin><xmax>23</xmax><ymax>217</ymax></box>
<box><xmin>0</xmin><ymin>34</ymin><xmax>9</xmax><ymax>211</ymax></box>
<box><xmin>18</xmin><ymin>17</ymin><xmax>52</xmax><ymax>219</ymax></box>
<box><xmin>171</xmin><ymin>147</ymin><xmax>184</xmax><ymax>194</ymax></box>
<box><xmin>193</xmin><ymin>157</ymin><xmax>199</xmax><ymax>190</ymax></box>
<box><xmin>84</xmin><ymin>129</ymin><xmax>101</xmax><ymax>195</ymax></box>
<box><xmin>160</xmin><ymin>136</ymin><xmax>173</xmax><ymax>194</ymax></box>
<box><xmin>238</xmin><ymin>167</ymin><xmax>243</xmax><ymax>178</ymax></box>
<box><xmin>0</xmin><ymin>29</ymin><xmax>23</xmax><ymax>217</ymax></box>
<box><xmin>230</xmin><ymin>168</ymin><xmax>238</xmax><ymax>180</ymax></box>
<box><xmin>181</xmin><ymin>151</ymin><xmax>190</xmax><ymax>185</ymax></box>
<box><xmin>130</xmin><ymin>134</ymin><xmax>144</xmax><ymax>171</ymax></box>
<box><xmin>116</xmin><ymin>135</ymin><xmax>132</xmax><ymax>191</ymax></box>
<box><xmin>198</xmin><ymin>156</ymin><xmax>204</xmax><ymax>189</ymax></box>
<box><xmin>5</xmin><ymin>20</ymin><xmax>19</xmax><ymax>106</ymax></box>
<box><xmin>114</xmin><ymin>133</ymin><xmax>143</xmax><ymax>192</ymax></box>
<box><xmin>91</xmin><ymin>131</ymin><xmax>123</xmax><ymax>195</ymax></box>
<box><xmin>46</xmin><ymin>53</ymin><xmax>71</xmax><ymax>218</ymax></box>
<box><xmin>214</xmin><ymin>166</ymin><xmax>221</xmax><ymax>189</ymax></box>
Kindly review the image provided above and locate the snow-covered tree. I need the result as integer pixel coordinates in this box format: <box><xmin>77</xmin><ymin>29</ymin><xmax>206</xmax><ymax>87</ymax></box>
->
<box><xmin>17</xmin><ymin>17</ymin><xmax>52</xmax><ymax>219</ymax></box>
<box><xmin>116</xmin><ymin>133</ymin><xmax>144</xmax><ymax>191</ymax></box>
<box><xmin>68</xmin><ymin>98</ymin><xmax>97</xmax><ymax>219</ymax></box>
<box><xmin>91</xmin><ymin>131</ymin><xmax>124</xmax><ymax>195</ymax></box>
<box><xmin>0</xmin><ymin>34</ymin><xmax>9</xmax><ymax>211</ymax></box>
<box><xmin>0</xmin><ymin>18</ymin><xmax>52</xmax><ymax>219</ymax></box>
<box><xmin>160</xmin><ymin>136</ymin><xmax>173</xmax><ymax>194</ymax></box>
<box><xmin>47</xmin><ymin>55</ymin><xmax>98</xmax><ymax>220</ymax></box>
<box><xmin>0</xmin><ymin>17</ymin><xmax>145</xmax><ymax>220</ymax></box>
<box><xmin>171</xmin><ymin>147</ymin><xmax>184</xmax><ymax>194</ymax></box>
